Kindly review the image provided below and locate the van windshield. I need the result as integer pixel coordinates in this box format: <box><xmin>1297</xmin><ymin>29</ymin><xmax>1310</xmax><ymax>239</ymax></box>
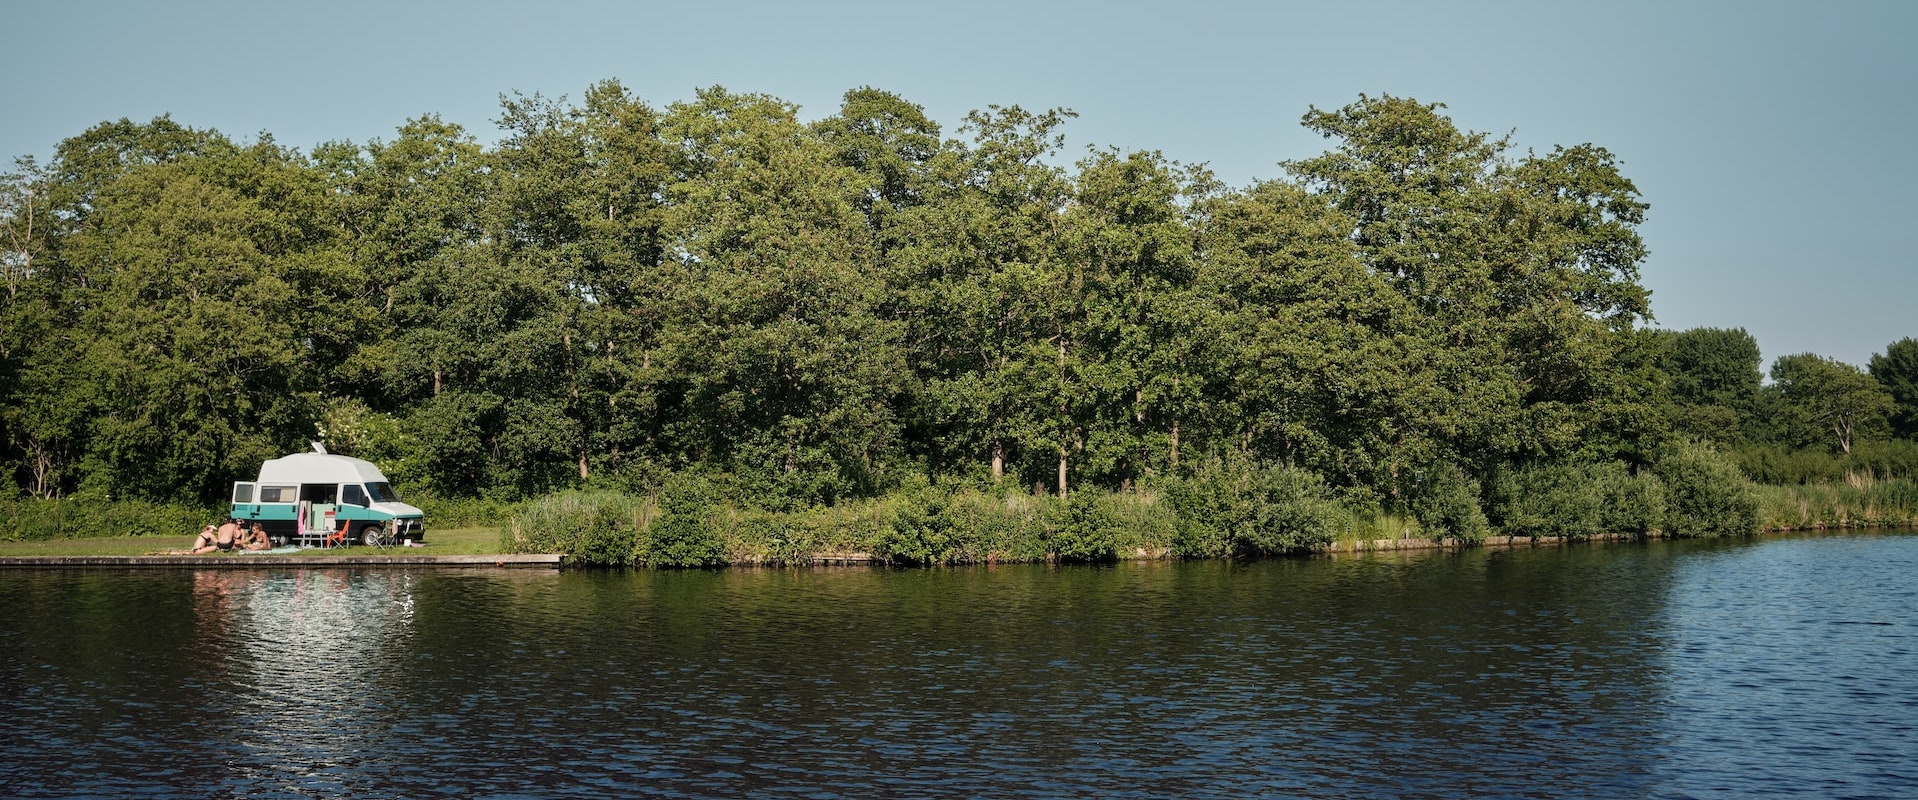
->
<box><xmin>367</xmin><ymin>482</ymin><xmax>401</xmax><ymax>503</ymax></box>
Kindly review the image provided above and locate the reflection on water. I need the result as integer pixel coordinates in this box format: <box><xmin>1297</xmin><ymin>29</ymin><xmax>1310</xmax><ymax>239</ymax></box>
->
<box><xmin>2</xmin><ymin>535</ymin><xmax>1915</xmax><ymax>798</ymax></box>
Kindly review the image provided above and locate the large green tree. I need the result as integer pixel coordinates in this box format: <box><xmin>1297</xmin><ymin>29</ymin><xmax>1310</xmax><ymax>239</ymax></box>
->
<box><xmin>1770</xmin><ymin>353</ymin><xmax>1894</xmax><ymax>454</ymax></box>
<box><xmin>1284</xmin><ymin>95</ymin><xmax>1656</xmax><ymax>498</ymax></box>
<box><xmin>656</xmin><ymin>87</ymin><xmax>908</xmax><ymax>504</ymax></box>
<box><xmin>1660</xmin><ymin>327</ymin><xmax>1763</xmax><ymax>445</ymax></box>
<box><xmin>1868</xmin><ymin>337</ymin><xmax>1918</xmax><ymax>439</ymax></box>
<box><xmin>18</xmin><ymin>119</ymin><xmax>349</xmax><ymax>502</ymax></box>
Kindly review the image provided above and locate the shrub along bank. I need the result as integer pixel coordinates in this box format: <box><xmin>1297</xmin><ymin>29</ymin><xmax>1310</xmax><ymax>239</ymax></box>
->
<box><xmin>500</xmin><ymin>446</ymin><xmax>1775</xmax><ymax>568</ymax></box>
<box><xmin>28</xmin><ymin>446</ymin><xmax>1902</xmax><ymax>562</ymax></box>
<box><xmin>0</xmin><ymin>498</ymin><xmax>212</xmax><ymax>542</ymax></box>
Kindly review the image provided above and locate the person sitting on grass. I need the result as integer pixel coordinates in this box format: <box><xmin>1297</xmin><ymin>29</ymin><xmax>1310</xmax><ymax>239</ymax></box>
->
<box><xmin>191</xmin><ymin>519</ymin><xmax>243</xmax><ymax>554</ymax></box>
<box><xmin>239</xmin><ymin>522</ymin><xmax>272</xmax><ymax>551</ymax></box>
<box><xmin>187</xmin><ymin>524</ymin><xmax>221</xmax><ymax>554</ymax></box>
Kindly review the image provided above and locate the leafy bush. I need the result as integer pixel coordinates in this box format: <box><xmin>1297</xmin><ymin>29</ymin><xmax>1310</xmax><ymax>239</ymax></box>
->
<box><xmin>641</xmin><ymin>474</ymin><xmax>730</xmax><ymax>567</ymax></box>
<box><xmin>0</xmin><ymin>498</ymin><xmax>213</xmax><ymax>542</ymax></box>
<box><xmin>876</xmin><ymin>482</ymin><xmax>959</xmax><ymax>566</ymax></box>
<box><xmin>413</xmin><ymin>493</ymin><xmax>525</xmax><ymax>529</ymax></box>
<box><xmin>1596</xmin><ymin>465</ymin><xmax>1667</xmax><ymax>537</ymax></box>
<box><xmin>1165</xmin><ymin>456</ymin><xmax>1345</xmax><ymax>557</ymax></box>
<box><xmin>1491</xmin><ymin>462</ymin><xmax>1602</xmax><ymax>539</ymax></box>
<box><xmin>942</xmin><ymin>490</ymin><xmax>1052</xmax><ymax>563</ymax></box>
<box><xmin>1491</xmin><ymin>460</ymin><xmax>1666</xmax><ymax>539</ymax></box>
<box><xmin>502</xmin><ymin>491</ymin><xmax>647</xmax><ymax>566</ymax></box>
<box><xmin>1732</xmin><ymin>439</ymin><xmax>1918</xmax><ymax>485</ymax></box>
<box><xmin>1047</xmin><ymin>490</ymin><xmax>1121</xmax><ymax>563</ymax></box>
<box><xmin>1654</xmin><ymin>441</ymin><xmax>1759</xmax><ymax>537</ymax></box>
<box><xmin>1410</xmin><ymin>463</ymin><xmax>1490</xmax><ymax>544</ymax></box>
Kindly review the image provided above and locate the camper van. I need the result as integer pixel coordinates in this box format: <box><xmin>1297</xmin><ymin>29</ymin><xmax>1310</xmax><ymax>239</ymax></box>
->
<box><xmin>230</xmin><ymin>447</ymin><xmax>425</xmax><ymax>547</ymax></box>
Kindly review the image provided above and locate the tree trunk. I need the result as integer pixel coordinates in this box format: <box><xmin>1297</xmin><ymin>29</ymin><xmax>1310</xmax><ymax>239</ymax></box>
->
<box><xmin>1058</xmin><ymin>337</ymin><xmax>1069</xmax><ymax>499</ymax></box>
<box><xmin>991</xmin><ymin>438</ymin><xmax>1005</xmax><ymax>481</ymax></box>
<box><xmin>1170</xmin><ymin>419</ymin><xmax>1181</xmax><ymax>470</ymax></box>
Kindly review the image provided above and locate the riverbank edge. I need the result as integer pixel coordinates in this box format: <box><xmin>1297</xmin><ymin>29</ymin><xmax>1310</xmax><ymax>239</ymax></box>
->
<box><xmin>2</xmin><ymin>524</ymin><xmax>1902</xmax><ymax>570</ymax></box>
<box><xmin>0</xmin><ymin>553</ymin><xmax>564</xmax><ymax>569</ymax></box>
<box><xmin>754</xmin><ymin>523</ymin><xmax>1913</xmax><ymax>565</ymax></box>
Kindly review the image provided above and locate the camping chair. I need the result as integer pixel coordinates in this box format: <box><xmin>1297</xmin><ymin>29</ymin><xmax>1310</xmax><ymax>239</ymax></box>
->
<box><xmin>364</xmin><ymin>519</ymin><xmax>399</xmax><ymax>550</ymax></box>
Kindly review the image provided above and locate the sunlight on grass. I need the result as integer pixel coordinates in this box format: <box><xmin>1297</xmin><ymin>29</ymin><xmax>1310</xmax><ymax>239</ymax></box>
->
<box><xmin>0</xmin><ymin>526</ymin><xmax>506</xmax><ymax>558</ymax></box>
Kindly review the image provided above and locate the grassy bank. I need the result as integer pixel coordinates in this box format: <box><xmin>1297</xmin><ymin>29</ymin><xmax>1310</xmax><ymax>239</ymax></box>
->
<box><xmin>0</xmin><ymin>527</ymin><xmax>504</xmax><ymax>558</ymax></box>
<box><xmin>499</xmin><ymin>449</ymin><xmax>1766</xmax><ymax>567</ymax></box>
<box><xmin>1755</xmin><ymin>476</ymin><xmax>1918</xmax><ymax>531</ymax></box>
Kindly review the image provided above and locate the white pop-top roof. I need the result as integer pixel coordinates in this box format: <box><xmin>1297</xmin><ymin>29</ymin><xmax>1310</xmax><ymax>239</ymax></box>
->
<box><xmin>254</xmin><ymin>453</ymin><xmax>391</xmax><ymax>486</ymax></box>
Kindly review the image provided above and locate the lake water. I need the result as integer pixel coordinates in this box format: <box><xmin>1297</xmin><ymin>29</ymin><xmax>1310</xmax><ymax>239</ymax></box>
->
<box><xmin>3</xmin><ymin>533</ymin><xmax>1916</xmax><ymax>798</ymax></box>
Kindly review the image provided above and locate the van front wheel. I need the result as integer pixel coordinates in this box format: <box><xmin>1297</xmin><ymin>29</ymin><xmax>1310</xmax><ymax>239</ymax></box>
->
<box><xmin>359</xmin><ymin>525</ymin><xmax>390</xmax><ymax>547</ymax></box>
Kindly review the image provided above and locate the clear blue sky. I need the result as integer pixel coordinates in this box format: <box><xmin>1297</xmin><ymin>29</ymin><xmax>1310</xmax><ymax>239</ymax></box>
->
<box><xmin>6</xmin><ymin>1</ymin><xmax>1913</xmax><ymax>369</ymax></box>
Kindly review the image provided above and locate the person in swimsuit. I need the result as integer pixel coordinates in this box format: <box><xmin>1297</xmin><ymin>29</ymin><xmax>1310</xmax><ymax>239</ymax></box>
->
<box><xmin>188</xmin><ymin>524</ymin><xmax>221</xmax><ymax>554</ymax></box>
<box><xmin>239</xmin><ymin>522</ymin><xmax>272</xmax><ymax>551</ymax></box>
<box><xmin>210</xmin><ymin>519</ymin><xmax>242</xmax><ymax>552</ymax></box>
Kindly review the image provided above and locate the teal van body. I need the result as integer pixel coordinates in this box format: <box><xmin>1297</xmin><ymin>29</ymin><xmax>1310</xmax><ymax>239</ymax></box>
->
<box><xmin>230</xmin><ymin>450</ymin><xmax>425</xmax><ymax>546</ymax></box>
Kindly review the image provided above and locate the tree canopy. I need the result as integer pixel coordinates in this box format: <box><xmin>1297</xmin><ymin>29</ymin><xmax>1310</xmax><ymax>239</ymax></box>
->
<box><xmin>0</xmin><ymin>84</ymin><xmax>1898</xmax><ymax>514</ymax></box>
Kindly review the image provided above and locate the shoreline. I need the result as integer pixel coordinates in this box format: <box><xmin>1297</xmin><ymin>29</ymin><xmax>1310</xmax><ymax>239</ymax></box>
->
<box><xmin>0</xmin><ymin>553</ymin><xmax>564</xmax><ymax>569</ymax></box>
<box><xmin>1</xmin><ymin>525</ymin><xmax>1906</xmax><ymax>570</ymax></box>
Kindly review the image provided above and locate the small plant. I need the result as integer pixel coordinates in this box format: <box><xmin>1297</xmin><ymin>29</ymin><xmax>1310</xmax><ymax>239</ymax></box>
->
<box><xmin>876</xmin><ymin>479</ymin><xmax>959</xmax><ymax>565</ymax></box>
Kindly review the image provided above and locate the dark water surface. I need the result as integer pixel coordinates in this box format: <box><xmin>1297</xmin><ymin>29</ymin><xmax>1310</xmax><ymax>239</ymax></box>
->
<box><xmin>4</xmin><ymin>533</ymin><xmax>1915</xmax><ymax>798</ymax></box>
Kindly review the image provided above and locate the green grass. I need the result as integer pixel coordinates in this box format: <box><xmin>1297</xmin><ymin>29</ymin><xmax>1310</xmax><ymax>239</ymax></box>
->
<box><xmin>0</xmin><ymin>526</ymin><xmax>506</xmax><ymax>558</ymax></box>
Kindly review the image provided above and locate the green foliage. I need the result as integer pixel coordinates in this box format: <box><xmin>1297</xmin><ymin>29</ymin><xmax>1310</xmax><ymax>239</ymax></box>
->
<box><xmin>1489</xmin><ymin>460</ymin><xmax>1665</xmax><ymax>539</ymax></box>
<box><xmin>1733</xmin><ymin>439</ymin><xmax>1918</xmax><ymax>485</ymax></box>
<box><xmin>0</xmin><ymin>85</ymin><xmax>1819</xmax><ymax>552</ymax></box>
<box><xmin>1409</xmin><ymin>463</ymin><xmax>1491</xmax><ymax>544</ymax></box>
<box><xmin>1665</xmin><ymin>328</ymin><xmax>1762</xmax><ymax>408</ymax></box>
<box><xmin>1755</xmin><ymin>476</ymin><xmax>1918</xmax><ymax>531</ymax></box>
<box><xmin>937</xmin><ymin>490</ymin><xmax>1054</xmax><ymax>563</ymax></box>
<box><xmin>1048</xmin><ymin>490</ymin><xmax>1122</xmax><ymax>563</ymax></box>
<box><xmin>1653</xmin><ymin>441</ymin><xmax>1759</xmax><ymax>537</ymax></box>
<box><xmin>1164</xmin><ymin>455</ymin><xmax>1345</xmax><ymax>557</ymax></box>
<box><xmin>412</xmin><ymin>493</ymin><xmax>525</xmax><ymax>529</ymax></box>
<box><xmin>503</xmin><ymin>490</ymin><xmax>646</xmax><ymax>566</ymax></box>
<box><xmin>1770</xmin><ymin>353</ymin><xmax>1894</xmax><ymax>454</ymax></box>
<box><xmin>1658</xmin><ymin>327</ymin><xmax>1763</xmax><ymax>445</ymax></box>
<box><xmin>641</xmin><ymin>474</ymin><xmax>729</xmax><ymax>568</ymax></box>
<box><xmin>0</xmin><ymin>497</ymin><xmax>211</xmax><ymax>541</ymax></box>
<box><xmin>876</xmin><ymin>480</ymin><xmax>961</xmax><ymax>566</ymax></box>
<box><xmin>1869</xmin><ymin>338</ymin><xmax>1918</xmax><ymax>439</ymax></box>
<box><xmin>1597</xmin><ymin>466</ymin><xmax>1668</xmax><ymax>538</ymax></box>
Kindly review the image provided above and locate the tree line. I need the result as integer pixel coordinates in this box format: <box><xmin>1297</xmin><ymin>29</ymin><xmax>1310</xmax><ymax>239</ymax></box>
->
<box><xmin>2</xmin><ymin>82</ymin><xmax>1911</xmax><ymax>538</ymax></box>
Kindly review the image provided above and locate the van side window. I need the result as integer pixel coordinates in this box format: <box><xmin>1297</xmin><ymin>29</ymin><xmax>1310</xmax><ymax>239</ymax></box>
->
<box><xmin>259</xmin><ymin>485</ymin><xmax>298</xmax><ymax>503</ymax></box>
<box><xmin>343</xmin><ymin>484</ymin><xmax>369</xmax><ymax>507</ymax></box>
